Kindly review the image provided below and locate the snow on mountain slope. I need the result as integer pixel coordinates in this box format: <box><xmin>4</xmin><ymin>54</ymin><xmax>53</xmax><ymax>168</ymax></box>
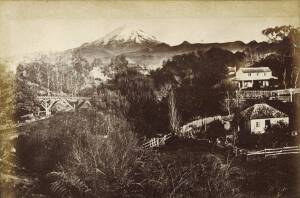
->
<box><xmin>88</xmin><ymin>26</ymin><xmax>160</xmax><ymax>46</ymax></box>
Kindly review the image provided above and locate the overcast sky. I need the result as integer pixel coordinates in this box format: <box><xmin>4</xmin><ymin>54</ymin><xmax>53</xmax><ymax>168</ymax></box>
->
<box><xmin>0</xmin><ymin>1</ymin><xmax>299</xmax><ymax>57</ymax></box>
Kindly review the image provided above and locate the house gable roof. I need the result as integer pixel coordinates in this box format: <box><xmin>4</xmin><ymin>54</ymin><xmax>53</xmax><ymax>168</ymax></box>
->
<box><xmin>241</xmin><ymin>103</ymin><xmax>288</xmax><ymax>120</ymax></box>
<box><xmin>239</xmin><ymin>67</ymin><xmax>271</xmax><ymax>73</ymax></box>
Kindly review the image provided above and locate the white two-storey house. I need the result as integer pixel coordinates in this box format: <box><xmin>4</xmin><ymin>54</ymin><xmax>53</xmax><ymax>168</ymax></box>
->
<box><xmin>234</xmin><ymin>67</ymin><xmax>278</xmax><ymax>89</ymax></box>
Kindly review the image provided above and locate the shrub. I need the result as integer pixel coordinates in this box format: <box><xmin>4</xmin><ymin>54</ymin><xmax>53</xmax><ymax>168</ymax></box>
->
<box><xmin>139</xmin><ymin>151</ymin><xmax>243</xmax><ymax>198</ymax></box>
<box><xmin>16</xmin><ymin>123</ymin><xmax>72</xmax><ymax>173</ymax></box>
<box><xmin>205</xmin><ymin>120</ymin><xmax>227</xmax><ymax>142</ymax></box>
<box><xmin>46</xmin><ymin>169</ymin><xmax>92</xmax><ymax>198</ymax></box>
<box><xmin>38</xmin><ymin>111</ymin><xmax>141</xmax><ymax>197</ymax></box>
<box><xmin>261</xmin><ymin>121</ymin><xmax>291</xmax><ymax>148</ymax></box>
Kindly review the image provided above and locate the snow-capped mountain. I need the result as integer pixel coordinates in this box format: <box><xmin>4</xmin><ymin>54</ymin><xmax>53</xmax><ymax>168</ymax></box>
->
<box><xmin>7</xmin><ymin>25</ymin><xmax>280</xmax><ymax>95</ymax></box>
<box><xmin>82</xmin><ymin>26</ymin><xmax>160</xmax><ymax>48</ymax></box>
<box><xmin>12</xmin><ymin>26</ymin><xmax>276</xmax><ymax>77</ymax></box>
<box><xmin>75</xmin><ymin>26</ymin><xmax>266</xmax><ymax>69</ymax></box>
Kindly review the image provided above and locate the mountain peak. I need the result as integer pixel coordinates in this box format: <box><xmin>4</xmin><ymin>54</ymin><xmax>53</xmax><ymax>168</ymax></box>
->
<box><xmin>90</xmin><ymin>25</ymin><xmax>160</xmax><ymax>47</ymax></box>
<box><xmin>180</xmin><ymin>41</ymin><xmax>191</xmax><ymax>45</ymax></box>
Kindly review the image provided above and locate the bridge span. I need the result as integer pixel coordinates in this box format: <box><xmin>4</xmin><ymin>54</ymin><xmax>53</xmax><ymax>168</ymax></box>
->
<box><xmin>37</xmin><ymin>95</ymin><xmax>92</xmax><ymax>116</ymax></box>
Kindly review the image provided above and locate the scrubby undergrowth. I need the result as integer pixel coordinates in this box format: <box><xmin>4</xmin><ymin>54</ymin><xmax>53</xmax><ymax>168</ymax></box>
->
<box><xmin>1</xmin><ymin>111</ymin><xmax>297</xmax><ymax>197</ymax></box>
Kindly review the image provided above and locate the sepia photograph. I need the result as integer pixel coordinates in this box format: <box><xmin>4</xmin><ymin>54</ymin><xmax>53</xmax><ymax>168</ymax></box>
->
<box><xmin>0</xmin><ymin>0</ymin><xmax>300</xmax><ymax>197</ymax></box>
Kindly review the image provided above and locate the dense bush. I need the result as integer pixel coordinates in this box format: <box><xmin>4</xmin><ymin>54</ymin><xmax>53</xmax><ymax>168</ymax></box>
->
<box><xmin>108</xmin><ymin>68</ymin><xmax>169</xmax><ymax>137</ymax></box>
<box><xmin>205</xmin><ymin>120</ymin><xmax>228</xmax><ymax>142</ymax></box>
<box><xmin>13</xmin><ymin>110</ymin><xmax>248</xmax><ymax>198</ymax></box>
<box><xmin>151</xmin><ymin>48</ymin><xmax>242</xmax><ymax>122</ymax></box>
<box><xmin>139</xmin><ymin>151</ymin><xmax>243</xmax><ymax>198</ymax></box>
<box><xmin>240</xmin><ymin>156</ymin><xmax>300</xmax><ymax>197</ymax></box>
<box><xmin>261</xmin><ymin>122</ymin><xmax>293</xmax><ymax>148</ymax></box>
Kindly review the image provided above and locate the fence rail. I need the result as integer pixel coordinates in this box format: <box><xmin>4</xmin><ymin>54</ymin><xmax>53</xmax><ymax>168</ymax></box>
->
<box><xmin>180</xmin><ymin>115</ymin><xmax>222</xmax><ymax>135</ymax></box>
<box><xmin>143</xmin><ymin>115</ymin><xmax>227</xmax><ymax>149</ymax></box>
<box><xmin>238</xmin><ymin>88</ymin><xmax>300</xmax><ymax>102</ymax></box>
<box><xmin>245</xmin><ymin>145</ymin><xmax>300</xmax><ymax>160</ymax></box>
<box><xmin>239</xmin><ymin>90</ymin><xmax>273</xmax><ymax>99</ymax></box>
<box><xmin>143</xmin><ymin>133</ymin><xmax>173</xmax><ymax>149</ymax></box>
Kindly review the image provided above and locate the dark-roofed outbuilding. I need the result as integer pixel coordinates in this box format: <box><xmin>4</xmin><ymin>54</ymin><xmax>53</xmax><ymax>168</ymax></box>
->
<box><xmin>240</xmin><ymin>103</ymin><xmax>289</xmax><ymax>134</ymax></box>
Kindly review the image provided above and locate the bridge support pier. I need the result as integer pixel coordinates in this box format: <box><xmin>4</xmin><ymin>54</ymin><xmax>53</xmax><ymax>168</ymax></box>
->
<box><xmin>40</xmin><ymin>99</ymin><xmax>58</xmax><ymax>117</ymax></box>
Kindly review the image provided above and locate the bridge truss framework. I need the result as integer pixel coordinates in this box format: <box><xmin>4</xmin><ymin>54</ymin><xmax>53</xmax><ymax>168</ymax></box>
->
<box><xmin>37</xmin><ymin>96</ymin><xmax>92</xmax><ymax>116</ymax></box>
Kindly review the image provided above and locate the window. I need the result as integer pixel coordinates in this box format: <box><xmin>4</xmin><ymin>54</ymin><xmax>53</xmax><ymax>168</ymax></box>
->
<box><xmin>256</xmin><ymin>122</ymin><xmax>260</xmax><ymax>127</ymax></box>
<box><xmin>257</xmin><ymin>73</ymin><xmax>259</xmax><ymax>76</ymax></box>
<box><xmin>265</xmin><ymin>120</ymin><xmax>271</xmax><ymax>128</ymax></box>
<box><xmin>248</xmin><ymin>73</ymin><xmax>251</xmax><ymax>76</ymax></box>
<box><xmin>264</xmin><ymin>73</ymin><xmax>266</xmax><ymax>76</ymax></box>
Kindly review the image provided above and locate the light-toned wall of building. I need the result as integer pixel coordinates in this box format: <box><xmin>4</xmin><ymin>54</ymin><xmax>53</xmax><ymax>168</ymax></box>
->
<box><xmin>250</xmin><ymin>119</ymin><xmax>266</xmax><ymax>134</ymax></box>
<box><xmin>263</xmin><ymin>80</ymin><xmax>269</xmax><ymax>86</ymax></box>
<box><xmin>239</xmin><ymin>80</ymin><xmax>270</xmax><ymax>89</ymax></box>
<box><xmin>243</xmin><ymin>81</ymin><xmax>253</xmax><ymax>88</ymax></box>
<box><xmin>250</xmin><ymin>117</ymin><xmax>289</xmax><ymax>134</ymax></box>
<box><xmin>270</xmin><ymin>117</ymin><xmax>289</xmax><ymax>126</ymax></box>
<box><xmin>236</xmin><ymin>70</ymin><xmax>272</xmax><ymax>81</ymax></box>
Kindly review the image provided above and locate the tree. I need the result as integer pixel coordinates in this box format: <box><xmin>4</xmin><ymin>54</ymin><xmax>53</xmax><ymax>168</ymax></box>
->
<box><xmin>168</xmin><ymin>87</ymin><xmax>181</xmax><ymax>134</ymax></box>
<box><xmin>219</xmin><ymin>80</ymin><xmax>239</xmax><ymax>115</ymax></box>
<box><xmin>103</xmin><ymin>55</ymin><xmax>129</xmax><ymax>79</ymax></box>
<box><xmin>0</xmin><ymin>63</ymin><xmax>14</xmax><ymax>124</ymax></box>
<box><xmin>261</xmin><ymin>121</ymin><xmax>291</xmax><ymax>148</ymax></box>
<box><xmin>206</xmin><ymin>120</ymin><xmax>227</xmax><ymax>142</ymax></box>
<box><xmin>262</xmin><ymin>25</ymin><xmax>295</xmax><ymax>43</ymax></box>
<box><xmin>154</xmin><ymin>48</ymin><xmax>237</xmax><ymax>122</ymax></box>
<box><xmin>109</xmin><ymin>67</ymin><xmax>165</xmax><ymax>137</ymax></box>
<box><xmin>14</xmin><ymin>64</ymin><xmax>39</xmax><ymax>119</ymax></box>
<box><xmin>261</xmin><ymin>25</ymin><xmax>300</xmax><ymax>88</ymax></box>
<box><xmin>91</xmin><ymin>58</ymin><xmax>103</xmax><ymax>68</ymax></box>
<box><xmin>14</xmin><ymin>78</ymin><xmax>38</xmax><ymax>119</ymax></box>
<box><xmin>92</xmin><ymin>88</ymin><xmax>129</xmax><ymax>116</ymax></box>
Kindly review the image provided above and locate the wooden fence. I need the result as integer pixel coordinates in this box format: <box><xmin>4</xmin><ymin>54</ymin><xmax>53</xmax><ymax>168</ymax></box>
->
<box><xmin>238</xmin><ymin>88</ymin><xmax>300</xmax><ymax>102</ymax></box>
<box><xmin>143</xmin><ymin>133</ymin><xmax>173</xmax><ymax>149</ymax></box>
<box><xmin>245</xmin><ymin>145</ymin><xmax>300</xmax><ymax>160</ymax></box>
<box><xmin>239</xmin><ymin>90</ymin><xmax>273</xmax><ymax>99</ymax></box>
<box><xmin>180</xmin><ymin>115</ymin><xmax>222</xmax><ymax>135</ymax></box>
<box><xmin>142</xmin><ymin>114</ymin><xmax>234</xmax><ymax>149</ymax></box>
<box><xmin>143</xmin><ymin>115</ymin><xmax>227</xmax><ymax>149</ymax></box>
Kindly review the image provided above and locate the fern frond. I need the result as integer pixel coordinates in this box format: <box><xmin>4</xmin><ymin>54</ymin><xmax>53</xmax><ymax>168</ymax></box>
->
<box><xmin>46</xmin><ymin>171</ymin><xmax>92</xmax><ymax>198</ymax></box>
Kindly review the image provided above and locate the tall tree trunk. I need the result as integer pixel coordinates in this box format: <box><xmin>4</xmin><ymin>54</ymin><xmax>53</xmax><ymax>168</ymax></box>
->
<box><xmin>226</xmin><ymin>91</ymin><xmax>231</xmax><ymax>115</ymax></box>
<box><xmin>294</xmin><ymin>70</ymin><xmax>299</xmax><ymax>88</ymax></box>
<box><xmin>168</xmin><ymin>88</ymin><xmax>181</xmax><ymax>134</ymax></box>
<box><xmin>47</xmin><ymin>64</ymin><xmax>50</xmax><ymax>96</ymax></box>
<box><xmin>283</xmin><ymin>68</ymin><xmax>287</xmax><ymax>89</ymax></box>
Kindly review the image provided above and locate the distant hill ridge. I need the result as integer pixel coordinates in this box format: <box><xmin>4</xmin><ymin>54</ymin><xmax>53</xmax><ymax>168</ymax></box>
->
<box><xmin>71</xmin><ymin>26</ymin><xmax>279</xmax><ymax>68</ymax></box>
